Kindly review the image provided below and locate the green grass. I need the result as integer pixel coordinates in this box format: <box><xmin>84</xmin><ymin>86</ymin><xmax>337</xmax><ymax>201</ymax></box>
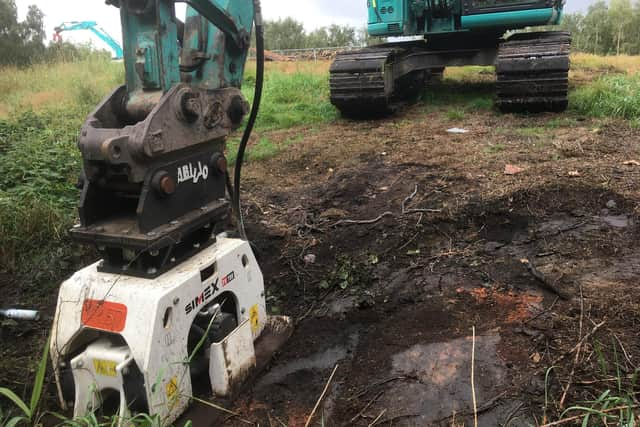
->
<box><xmin>485</xmin><ymin>143</ymin><xmax>506</xmax><ymax>153</ymax></box>
<box><xmin>0</xmin><ymin>56</ymin><xmax>123</xmax><ymax>116</ymax></box>
<box><xmin>445</xmin><ymin>109</ymin><xmax>465</xmax><ymax>121</ymax></box>
<box><xmin>571</xmin><ymin>74</ymin><xmax>640</xmax><ymax>119</ymax></box>
<box><xmin>545</xmin><ymin>116</ymin><xmax>579</xmax><ymax>129</ymax></box>
<box><xmin>0</xmin><ymin>109</ymin><xmax>88</xmax><ymax>271</ymax></box>
<box><xmin>514</xmin><ymin>126</ymin><xmax>546</xmax><ymax>138</ymax></box>
<box><xmin>242</xmin><ymin>71</ymin><xmax>337</xmax><ymax>131</ymax></box>
<box><xmin>543</xmin><ymin>335</ymin><xmax>640</xmax><ymax>425</ymax></box>
<box><xmin>0</xmin><ymin>59</ymin><xmax>334</xmax><ymax>273</ymax></box>
<box><xmin>422</xmin><ymin>79</ymin><xmax>495</xmax><ymax>114</ymax></box>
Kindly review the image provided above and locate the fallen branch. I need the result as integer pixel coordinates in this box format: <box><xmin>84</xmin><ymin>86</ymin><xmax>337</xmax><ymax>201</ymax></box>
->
<box><xmin>520</xmin><ymin>259</ymin><xmax>569</xmax><ymax>300</ymax></box>
<box><xmin>304</xmin><ymin>364</ymin><xmax>339</xmax><ymax>427</ymax></box>
<box><xmin>332</xmin><ymin>212</ymin><xmax>393</xmax><ymax>227</ymax></box>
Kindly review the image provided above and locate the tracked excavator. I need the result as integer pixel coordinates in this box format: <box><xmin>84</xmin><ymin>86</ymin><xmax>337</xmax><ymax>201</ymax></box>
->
<box><xmin>330</xmin><ymin>0</ymin><xmax>570</xmax><ymax>115</ymax></box>
<box><xmin>49</xmin><ymin>0</ymin><xmax>292</xmax><ymax>424</ymax></box>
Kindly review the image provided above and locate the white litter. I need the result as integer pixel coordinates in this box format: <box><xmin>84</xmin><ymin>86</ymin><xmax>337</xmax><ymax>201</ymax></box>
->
<box><xmin>447</xmin><ymin>127</ymin><xmax>469</xmax><ymax>134</ymax></box>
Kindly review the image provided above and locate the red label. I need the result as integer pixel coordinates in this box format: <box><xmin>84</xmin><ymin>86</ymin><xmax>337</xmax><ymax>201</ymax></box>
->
<box><xmin>81</xmin><ymin>300</ymin><xmax>127</xmax><ymax>333</ymax></box>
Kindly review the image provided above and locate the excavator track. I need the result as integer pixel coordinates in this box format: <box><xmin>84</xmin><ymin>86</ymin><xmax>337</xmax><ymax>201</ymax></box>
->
<box><xmin>329</xmin><ymin>47</ymin><xmax>402</xmax><ymax>116</ymax></box>
<box><xmin>496</xmin><ymin>31</ymin><xmax>571</xmax><ymax>113</ymax></box>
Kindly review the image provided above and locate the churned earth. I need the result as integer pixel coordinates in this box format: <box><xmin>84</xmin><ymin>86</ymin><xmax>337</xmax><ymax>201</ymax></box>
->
<box><xmin>3</xmin><ymin>69</ymin><xmax>640</xmax><ymax>426</ymax></box>
<box><xmin>180</xmin><ymin>96</ymin><xmax>640</xmax><ymax>425</ymax></box>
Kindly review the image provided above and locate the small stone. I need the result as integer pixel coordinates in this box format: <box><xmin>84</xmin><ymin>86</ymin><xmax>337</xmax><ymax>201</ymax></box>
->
<box><xmin>303</xmin><ymin>254</ymin><xmax>316</xmax><ymax>264</ymax></box>
<box><xmin>606</xmin><ymin>200</ymin><xmax>617</xmax><ymax>209</ymax></box>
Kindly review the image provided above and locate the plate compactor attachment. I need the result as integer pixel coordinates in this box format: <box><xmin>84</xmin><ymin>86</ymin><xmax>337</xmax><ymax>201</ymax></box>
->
<box><xmin>51</xmin><ymin>236</ymin><xmax>292</xmax><ymax>424</ymax></box>
<box><xmin>50</xmin><ymin>0</ymin><xmax>291</xmax><ymax>423</ymax></box>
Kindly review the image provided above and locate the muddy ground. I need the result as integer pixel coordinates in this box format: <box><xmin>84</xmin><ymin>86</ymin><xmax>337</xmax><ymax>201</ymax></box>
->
<box><xmin>222</xmin><ymin>97</ymin><xmax>640</xmax><ymax>425</ymax></box>
<box><xmin>3</xmin><ymin>78</ymin><xmax>640</xmax><ymax>426</ymax></box>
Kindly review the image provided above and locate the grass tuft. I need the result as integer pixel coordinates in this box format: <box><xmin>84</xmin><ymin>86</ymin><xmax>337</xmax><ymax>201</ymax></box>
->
<box><xmin>571</xmin><ymin>74</ymin><xmax>640</xmax><ymax>120</ymax></box>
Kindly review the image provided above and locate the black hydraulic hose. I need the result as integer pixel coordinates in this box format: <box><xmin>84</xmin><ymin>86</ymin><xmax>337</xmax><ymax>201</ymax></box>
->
<box><xmin>233</xmin><ymin>0</ymin><xmax>264</xmax><ymax>241</ymax></box>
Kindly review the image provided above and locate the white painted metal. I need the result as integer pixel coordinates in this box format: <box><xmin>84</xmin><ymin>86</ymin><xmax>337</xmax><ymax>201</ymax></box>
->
<box><xmin>209</xmin><ymin>318</ymin><xmax>255</xmax><ymax>396</ymax></box>
<box><xmin>51</xmin><ymin>235</ymin><xmax>266</xmax><ymax>425</ymax></box>
<box><xmin>70</xmin><ymin>339</ymin><xmax>133</xmax><ymax>419</ymax></box>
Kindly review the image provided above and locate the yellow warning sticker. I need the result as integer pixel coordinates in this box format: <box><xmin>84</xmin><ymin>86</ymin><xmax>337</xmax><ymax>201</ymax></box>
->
<box><xmin>92</xmin><ymin>359</ymin><xmax>117</xmax><ymax>377</ymax></box>
<box><xmin>249</xmin><ymin>304</ymin><xmax>259</xmax><ymax>333</ymax></box>
<box><xmin>166</xmin><ymin>376</ymin><xmax>178</xmax><ymax>401</ymax></box>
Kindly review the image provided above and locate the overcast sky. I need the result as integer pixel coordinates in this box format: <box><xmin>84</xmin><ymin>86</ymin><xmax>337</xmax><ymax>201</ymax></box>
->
<box><xmin>16</xmin><ymin>0</ymin><xmax>591</xmax><ymax>49</ymax></box>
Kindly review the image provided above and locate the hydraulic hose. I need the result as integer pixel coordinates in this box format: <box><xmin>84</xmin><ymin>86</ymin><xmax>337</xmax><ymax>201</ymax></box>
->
<box><xmin>233</xmin><ymin>0</ymin><xmax>264</xmax><ymax>241</ymax></box>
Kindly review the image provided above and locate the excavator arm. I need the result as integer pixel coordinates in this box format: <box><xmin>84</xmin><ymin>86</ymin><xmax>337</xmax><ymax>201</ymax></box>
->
<box><xmin>53</xmin><ymin>21</ymin><xmax>124</xmax><ymax>59</ymax></box>
<box><xmin>49</xmin><ymin>1</ymin><xmax>290</xmax><ymax>425</ymax></box>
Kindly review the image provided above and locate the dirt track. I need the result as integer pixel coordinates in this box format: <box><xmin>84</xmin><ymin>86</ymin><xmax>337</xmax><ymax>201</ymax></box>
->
<box><xmin>2</xmin><ymin>78</ymin><xmax>640</xmax><ymax>425</ymax></box>
<box><xmin>210</xmin><ymin>102</ymin><xmax>640</xmax><ymax>425</ymax></box>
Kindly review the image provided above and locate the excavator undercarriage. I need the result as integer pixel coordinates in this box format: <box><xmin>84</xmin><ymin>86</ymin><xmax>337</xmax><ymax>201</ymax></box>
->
<box><xmin>330</xmin><ymin>31</ymin><xmax>571</xmax><ymax>116</ymax></box>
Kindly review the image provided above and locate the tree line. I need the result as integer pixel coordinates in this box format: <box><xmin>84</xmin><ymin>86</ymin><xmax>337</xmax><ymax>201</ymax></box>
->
<box><xmin>560</xmin><ymin>0</ymin><xmax>640</xmax><ymax>55</ymax></box>
<box><xmin>262</xmin><ymin>17</ymin><xmax>372</xmax><ymax>51</ymax></box>
<box><xmin>4</xmin><ymin>0</ymin><xmax>640</xmax><ymax>67</ymax></box>
<box><xmin>0</xmin><ymin>0</ymin><xmax>107</xmax><ymax>67</ymax></box>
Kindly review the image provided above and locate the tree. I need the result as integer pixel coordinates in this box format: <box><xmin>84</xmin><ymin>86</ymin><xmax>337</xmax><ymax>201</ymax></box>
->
<box><xmin>306</xmin><ymin>27</ymin><xmax>330</xmax><ymax>48</ymax></box>
<box><xmin>326</xmin><ymin>24</ymin><xmax>357</xmax><ymax>47</ymax></box>
<box><xmin>263</xmin><ymin>17</ymin><xmax>306</xmax><ymax>50</ymax></box>
<box><xmin>609</xmin><ymin>0</ymin><xmax>633</xmax><ymax>55</ymax></box>
<box><xmin>0</xmin><ymin>0</ymin><xmax>46</xmax><ymax>66</ymax></box>
<box><xmin>580</xmin><ymin>1</ymin><xmax>613</xmax><ymax>55</ymax></box>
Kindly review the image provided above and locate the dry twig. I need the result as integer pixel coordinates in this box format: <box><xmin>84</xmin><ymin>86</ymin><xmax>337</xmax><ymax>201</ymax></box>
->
<box><xmin>524</xmin><ymin>296</ymin><xmax>560</xmax><ymax>325</ymax></box>
<box><xmin>471</xmin><ymin>326</ymin><xmax>478</xmax><ymax>427</ymax></box>
<box><xmin>304</xmin><ymin>364</ymin><xmax>339</xmax><ymax>427</ymax></box>
<box><xmin>188</xmin><ymin>395</ymin><xmax>255</xmax><ymax>425</ymax></box>
<box><xmin>559</xmin><ymin>282</ymin><xmax>584</xmax><ymax>408</ymax></box>
<box><xmin>520</xmin><ymin>258</ymin><xmax>569</xmax><ymax>300</ymax></box>
<box><xmin>350</xmin><ymin>376</ymin><xmax>412</xmax><ymax>400</ymax></box>
<box><xmin>349</xmin><ymin>391</ymin><xmax>384</xmax><ymax>424</ymax></box>
<box><xmin>368</xmin><ymin>409</ymin><xmax>387</xmax><ymax>426</ymax></box>
<box><xmin>540</xmin><ymin>404</ymin><xmax>639</xmax><ymax>426</ymax></box>
<box><xmin>332</xmin><ymin>212</ymin><xmax>393</xmax><ymax>227</ymax></box>
<box><xmin>552</xmin><ymin>321</ymin><xmax>606</xmax><ymax>365</ymax></box>
<box><xmin>402</xmin><ymin>185</ymin><xmax>442</xmax><ymax>214</ymax></box>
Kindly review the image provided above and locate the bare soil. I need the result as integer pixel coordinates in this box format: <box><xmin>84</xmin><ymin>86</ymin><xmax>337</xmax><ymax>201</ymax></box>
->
<box><xmin>3</xmin><ymin>84</ymin><xmax>640</xmax><ymax>426</ymax></box>
<box><xmin>217</xmin><ymin>103</ymin><xmax>640</xmax><ymax>425</ymax></box>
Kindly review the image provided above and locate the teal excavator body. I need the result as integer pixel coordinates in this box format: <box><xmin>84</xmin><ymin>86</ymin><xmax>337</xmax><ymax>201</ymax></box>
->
<box><xmin>367</xmin><ymin>0</ymin><xmax>564</xmax><ymax>37</ymax></box>
<box><xmin>330</xmin><ymin>0</ymin><xmax>570</xmax><ymax>115</ymax></box>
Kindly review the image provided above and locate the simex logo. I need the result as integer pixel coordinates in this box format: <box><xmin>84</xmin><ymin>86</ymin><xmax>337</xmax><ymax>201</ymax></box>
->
<box><xmin>184</xmin><ymin>278</ymin><xmax>219</xmax><ymax>315</ymax></box>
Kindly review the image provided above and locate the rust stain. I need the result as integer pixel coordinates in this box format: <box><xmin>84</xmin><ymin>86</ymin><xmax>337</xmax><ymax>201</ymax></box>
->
<box><xmin>457</xmin><ymin>286</ymin><xmax>543</xmax><ymax>323</ymax></box>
